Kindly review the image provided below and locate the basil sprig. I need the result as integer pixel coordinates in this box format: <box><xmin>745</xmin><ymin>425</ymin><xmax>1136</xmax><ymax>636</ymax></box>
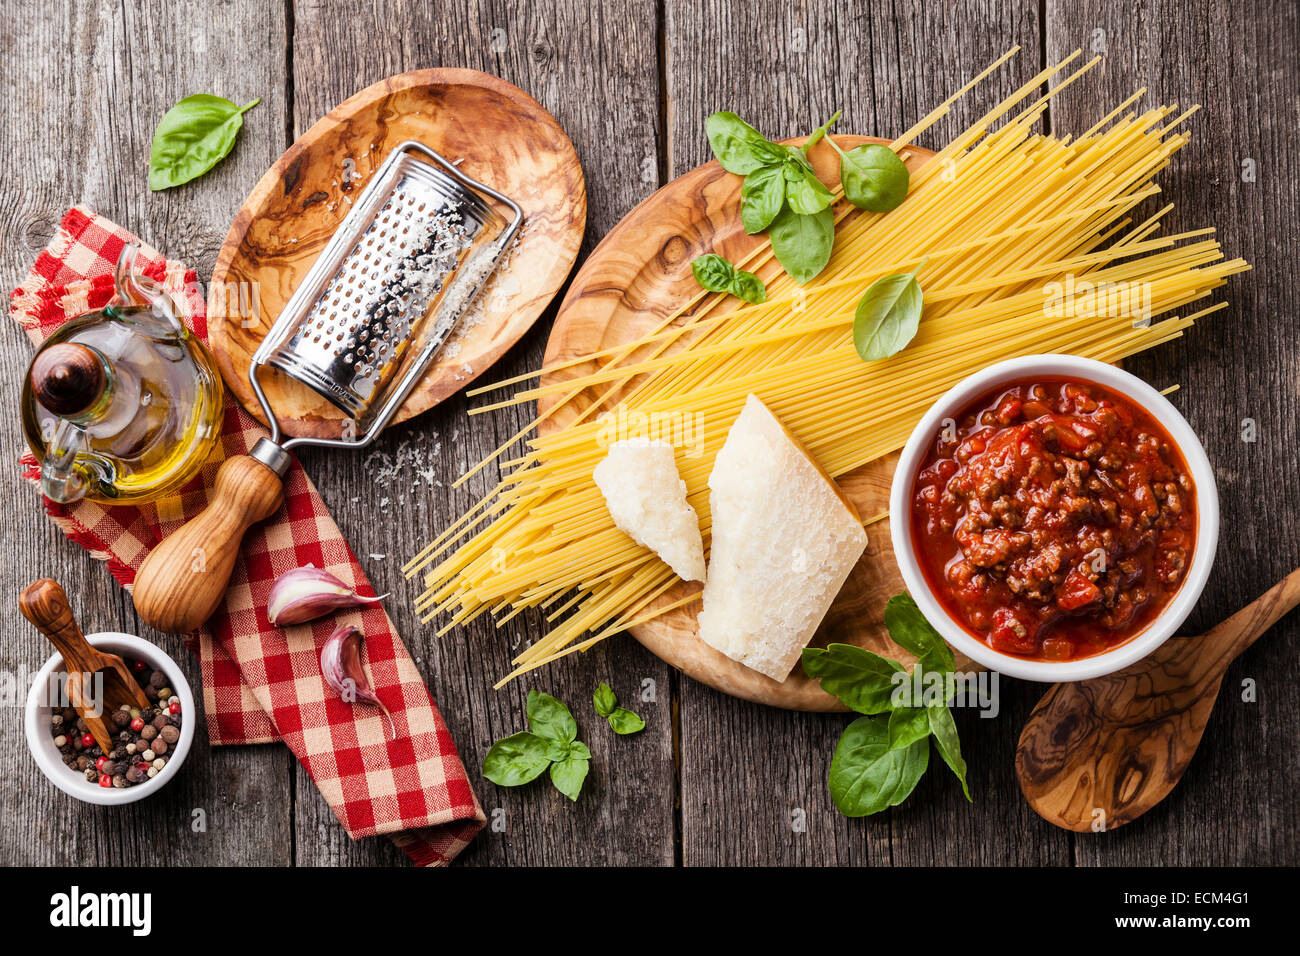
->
<box><xmin>482</xmin><ymin>690</ymin><xmax>591</xmax><ymax>801</ymax></box>
<box><xmin>803</xmin><ymin>593</ymin><xmax>971</xmax><ymax>817</ymax></box>
<box><xmin>593</xmin><ymin>682</ymin><xmax>646</xmax><ymax>735</ymax></box>
<box><xmin>148</xmin><ymin>94</ymin><xmax>260</xmax><ymax>191</ymax></box>
<box><xmin>852</xmin><ymin>262</ymin><xmax>926</xmax><ymax>361</ymax></box>
<box><xmin>704</xmin><ymin>109</ymin><xmax>842</xmax><ymax>285</ymax></box>
<box><xmin>691</xmin><ymin>254</ymin><xmax>767</xmax><ymax>304</ymax></box>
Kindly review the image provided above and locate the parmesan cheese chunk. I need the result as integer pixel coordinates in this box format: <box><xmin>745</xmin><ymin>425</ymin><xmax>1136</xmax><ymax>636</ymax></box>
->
<box><xmin>593</xmin><ymin>439</ymin><xmax>706</xmax><ymax>583</ymax></box>
<box><xmin>698</xmin><ymin>395</ymin><xmax>869</xmax><ymax>681</ymax></box>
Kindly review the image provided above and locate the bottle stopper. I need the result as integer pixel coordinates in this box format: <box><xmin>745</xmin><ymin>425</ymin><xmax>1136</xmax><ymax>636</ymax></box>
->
<box><xmin>30</xmin><ymin>343</ymin><xmax>106</xmax><ymax>417</ymax></box>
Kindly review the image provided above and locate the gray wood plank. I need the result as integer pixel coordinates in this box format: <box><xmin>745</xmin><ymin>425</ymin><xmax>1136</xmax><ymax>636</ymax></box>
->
<box><xmin>1046</xmin><ymin>0</ymin><xmax>1300</xmax><ymax>865</ymax></box>
<box><xmin>0</xmin><ymin>0</ymin><xmax>293</xmax><ymax>864</ymax></box>
<box><xmin>289</xmin><ymin>0</ymin><xmax>676</xmax><ymax>866</ymax></box>
<box><xmin>666</xmin><ymin>0</ymin><xmax>1069</xmax><ymax>865</ymax></box>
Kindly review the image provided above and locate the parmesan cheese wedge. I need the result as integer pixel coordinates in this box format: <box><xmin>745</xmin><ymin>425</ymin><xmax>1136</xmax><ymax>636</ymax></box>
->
<box><xmin>697</xmin><ymin>395</ymin><xmax>868</xmax><ymax>681</ymax></box>
<box><xmin>593</xmin><ymin>439</ymin><xmax>706</xmax><ymax>583</ymax></box>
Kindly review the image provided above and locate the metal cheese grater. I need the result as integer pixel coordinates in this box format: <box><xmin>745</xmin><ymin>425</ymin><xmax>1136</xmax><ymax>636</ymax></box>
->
<box><xmin>247</xmin><ymin>140</ymin><xmax>523</xmax><ymax>476</ymax></box>
<box><xmin>131</xmin><ymin>140</ymin><xmax>524</xmax><ymax>637</ymax></box>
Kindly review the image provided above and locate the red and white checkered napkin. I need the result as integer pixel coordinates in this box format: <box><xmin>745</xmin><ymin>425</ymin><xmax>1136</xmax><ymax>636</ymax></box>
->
<box><xmin>11</xmin><ymin>208</ymin><xmax>484</xmax><ymax>865</ymax></box>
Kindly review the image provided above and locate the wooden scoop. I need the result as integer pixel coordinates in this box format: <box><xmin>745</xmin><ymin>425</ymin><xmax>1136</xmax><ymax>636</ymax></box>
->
<box><xmin>19</xmin><ymin>579</ymin><xmax>151</xmax><ymax>753</ymax></box>
<box><xmin>1016</xmin><ymin>566</ymin><xmax>1300</xmax><ymax>831</ymax></box>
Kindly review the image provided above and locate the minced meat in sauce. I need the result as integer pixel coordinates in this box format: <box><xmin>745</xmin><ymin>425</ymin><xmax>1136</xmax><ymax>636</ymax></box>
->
<box><xmin>910</xmin><ymin>378</ymin><xmax>1196</xmax><ymax>660</ymax></box>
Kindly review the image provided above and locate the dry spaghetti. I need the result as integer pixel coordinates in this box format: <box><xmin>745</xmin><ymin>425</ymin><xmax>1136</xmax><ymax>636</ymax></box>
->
<box><xmin>405</xmin><ymin>48</ymin><xmax>1249</xmax><ymax>685</ymax></box>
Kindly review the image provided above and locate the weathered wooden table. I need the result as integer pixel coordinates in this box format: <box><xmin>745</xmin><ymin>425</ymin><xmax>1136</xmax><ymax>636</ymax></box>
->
<box><xmin>1</xmin><ymin>0</ymin><xmax>1295</xmax><ymax>866</ymax></box>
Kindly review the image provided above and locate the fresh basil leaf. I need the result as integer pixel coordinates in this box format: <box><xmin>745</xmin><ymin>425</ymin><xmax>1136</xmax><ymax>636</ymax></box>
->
<box><xmin>148</xmin><ymin>94</ymin><xmax>260</xmax><ymax>191</ymax></box>
<box><xmin>853</xmin><ymin>269</ymin><xmax>924</xmax><ymax>361</ymax></box>
<box><xmin>783</xmin><ymin>152</ymin><xmax>836</xmax><ymax>216</ymax></box>
<box><xmin>549</xmin><ymin>755</ymin><xmax>590</xmax><ymax>801</ymax></box>
<box><xmin>801</xmin><ymin>110</ymin><xmax>842</xmax><ymax>155</ymax></box>
<box><xmin>831</xmin><ymin>141</ymin><xmax>910</xmax><ymax>212</ymax></box>
<box><xmin>802</xmin><ymin>643</ymin><xmax>905</xmax><ymax>715</ymax></box>
<box><xmin>884</xmin><ymin>593</ymin><xmax>955</xmax><ymax>674</ymax></box>
<box><xmin>781</xmin><ymin>147</ymin><xmax>816</xmax><ymax>179</ymax></box>
<box><xmin>741</xmin><ymin>164</ymin><xmax>785</xmax><ymax>234</ymax></box>
<box><xmin>526</xmin><ymin>689</ymin><xmax>578</xmax><ymax>743</ymax></box>
<box><xmin>565</xmin><ymin>740</ymin><xmax>592</xmax><ymax>760</ymax></box>
<box><xmin>728</xmin><ymin>269</ymin><xmax>767</xmax><ymax>304</ymax></box>
<box><xmin>887</xmin><ymin>706</ymin><xmax>931</xmax><ymax>751</ymax></box>
<box><xmin>693</xmin><ymin>254</ymin><xmax>766</xmax><ymax>304</ymax></box>
<box><xmin>928</xmin><ymin>705</ymin><xmax>971</xmax><ymax>801</ymax></box>
<box><xmin>828</xmin><ymin>715</ymin><xmax>929</xmax><ymax>817</ymax></box>
<box><xmin>692</xmin><ymin>253</ymin><xmax>736</xmax><ymax>293</ymax></box>
<box><xmin>482</xmin><ymin>732</ymin><xmax>554</xmax><ymax>787</ymax></box>
<box><xmin>785</xmin><ymin>174</ymin><xmax>836</xmax><ymax>216</ymax></box>
<box><xmin>606</xmin><ymin>707</ymin><xmax>646</xmax><ymax>735</ymax></box>
<box><xmin>705</xmin><ymin>112</ymin><xmax>781</xmax><ymax>174</ymax></box>
<box><xmin>593</xmin><ymin>682</ymin><xmax>618</xmax><ymax>719</ymax></box>
<box><xmin>769</xmin><ymin>205</ymin><xmax>834</xmax><ymax>284</ymax></box>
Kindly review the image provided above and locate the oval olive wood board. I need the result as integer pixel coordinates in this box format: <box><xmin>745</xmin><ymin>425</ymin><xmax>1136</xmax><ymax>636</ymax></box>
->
<box><xmin>209</xmin><ymin>68</ymin><xmax>586</xmax><ymax>439</ymax></box>
<box><xmin>539</xmin><ymin>135</ymin><xmax>975</xmax><ymax>711</ymax></box>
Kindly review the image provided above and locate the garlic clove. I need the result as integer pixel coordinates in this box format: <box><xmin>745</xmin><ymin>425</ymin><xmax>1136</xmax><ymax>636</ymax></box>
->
<box><xmin>320</xmin><ymin>624</ymin><xmax>395</xmax><ymax>740</ymax></box>
<box><xmin>267</xmin><ymin>564</ymin><xmax>387</xmax><ymax>626</ymax></box>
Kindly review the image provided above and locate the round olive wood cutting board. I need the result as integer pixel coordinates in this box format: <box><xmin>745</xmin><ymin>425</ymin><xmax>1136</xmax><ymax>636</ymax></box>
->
<box><xmin>538</xmin><ymin>135</ymin><xmax>979</xmax><ymax>711</ymax></box>
<box><xmin>209</xmin><ymin>68</ymin><xmax>586</xmax><ymax>439</ymax></box>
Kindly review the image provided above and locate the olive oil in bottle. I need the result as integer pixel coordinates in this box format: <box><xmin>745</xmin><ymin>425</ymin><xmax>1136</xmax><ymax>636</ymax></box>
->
<box><xmin>21</xmin><ymin>245</ymin><xmax>224</xmax><ymax>504</ymax></box>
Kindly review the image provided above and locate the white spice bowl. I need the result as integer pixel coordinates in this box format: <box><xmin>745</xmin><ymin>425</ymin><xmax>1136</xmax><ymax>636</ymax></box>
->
<box><xmin>24</xmin><ymin>632</ymin><xmax>196</xmax><ymax>805</ymax></box>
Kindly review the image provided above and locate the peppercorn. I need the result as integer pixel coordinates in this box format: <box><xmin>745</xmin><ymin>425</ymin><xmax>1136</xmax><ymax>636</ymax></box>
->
<box><xmin>146</xmin><ymin>766</ymin><xmax>159</xmax><ymax>778</ymax></box>
<box><xmin>152</xmin><ymin>758</ymin><xmax>165</xmax><ymax>770</ymax></box>
<box><xmin>141</xmin><ymin>749</ymin><xmax>155</xmax><ymax>762</ymax></box>
<box><xmin>126</xmin><ymin>765</ymin><xmax>148</xmax><ymax>784</ymax></box>
<box><xmin>111</xmin><ymin>711</ymin><xmax>130</xmax><ymax>729</ymax></box>
<box><xmin>160</xmin><ymin>725</ymin><xmax>180</xmax><ymax>744</ymax></box>
<box><xmin>84</xmin><ymin>767</ymin><xmax>98</xmax><ymax>782</ymax></box>
<box><xmin>112</xmin><ymin>774</ymin><xmax>127</xmax><ymax>788</ymax></box>
<box><xmin>141</xmin><ymin>724</ymin><xmax>158</xmax><ymax>741</ymax></box>
<box><xmin>98</xmin><ymin>774</ymin><xmax>112</xmax><ymax>788</ymax></box>
<box><xmin>148</xmin><ymin>670</ymin><xmax>166</xmax><ymax>689</ymax></box>
<box><xmin>169</xmin><ymin>702</ymin><xmax>181</xmax><ymax>716</ymax></box>
<box><xmin>151</xmin><ymin>739</ymin><xmax>167</xmax><ymax>756</ymax></box>
<box><xmin>53</xmin><ymin>734</ymin><xmax>67</xmax><ymax>748</ymax></box>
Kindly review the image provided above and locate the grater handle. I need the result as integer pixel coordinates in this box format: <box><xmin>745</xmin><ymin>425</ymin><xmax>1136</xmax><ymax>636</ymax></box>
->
<box><xmin>132</xmin><ymin>455</ymin><xmax>285</xmax><ymax>634</ymax></box>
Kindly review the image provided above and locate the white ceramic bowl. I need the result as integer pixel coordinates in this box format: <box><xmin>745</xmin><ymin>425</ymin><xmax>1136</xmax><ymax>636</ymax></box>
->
<box><xmin>25</xmin><ymin>632</ymin><xmax>195</xmax><ymax>805</ymax></box>
<box><xmin>889</xmin><ymin>354</ymin><xmax>1219</xmax><ymax>682</ymax></box>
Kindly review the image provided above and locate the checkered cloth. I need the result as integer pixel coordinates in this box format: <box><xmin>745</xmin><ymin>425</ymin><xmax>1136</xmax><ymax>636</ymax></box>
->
<box><xmin>12</xmin><ymin>208</ymin><xmax>484</xmax><ymax>866</ymax></box>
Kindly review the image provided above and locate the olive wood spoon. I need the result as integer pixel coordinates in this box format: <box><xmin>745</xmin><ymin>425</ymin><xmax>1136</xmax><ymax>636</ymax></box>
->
<box><xmin>1016</xmin><ymin>566</ymin><xmax>1300</xmax><ymax>832</ymax></box>
<box><xmin>19</xmin><ymin>579</ymin><xmax>151</xmax><ymax>753</ymax></box>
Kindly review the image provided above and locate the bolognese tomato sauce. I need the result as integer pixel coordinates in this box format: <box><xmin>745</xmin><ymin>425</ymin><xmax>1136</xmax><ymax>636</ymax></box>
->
<box><xmin>910</xmin><ymin>378</ymin><xmax>1196</xmax><ymax>661</ymax></box>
